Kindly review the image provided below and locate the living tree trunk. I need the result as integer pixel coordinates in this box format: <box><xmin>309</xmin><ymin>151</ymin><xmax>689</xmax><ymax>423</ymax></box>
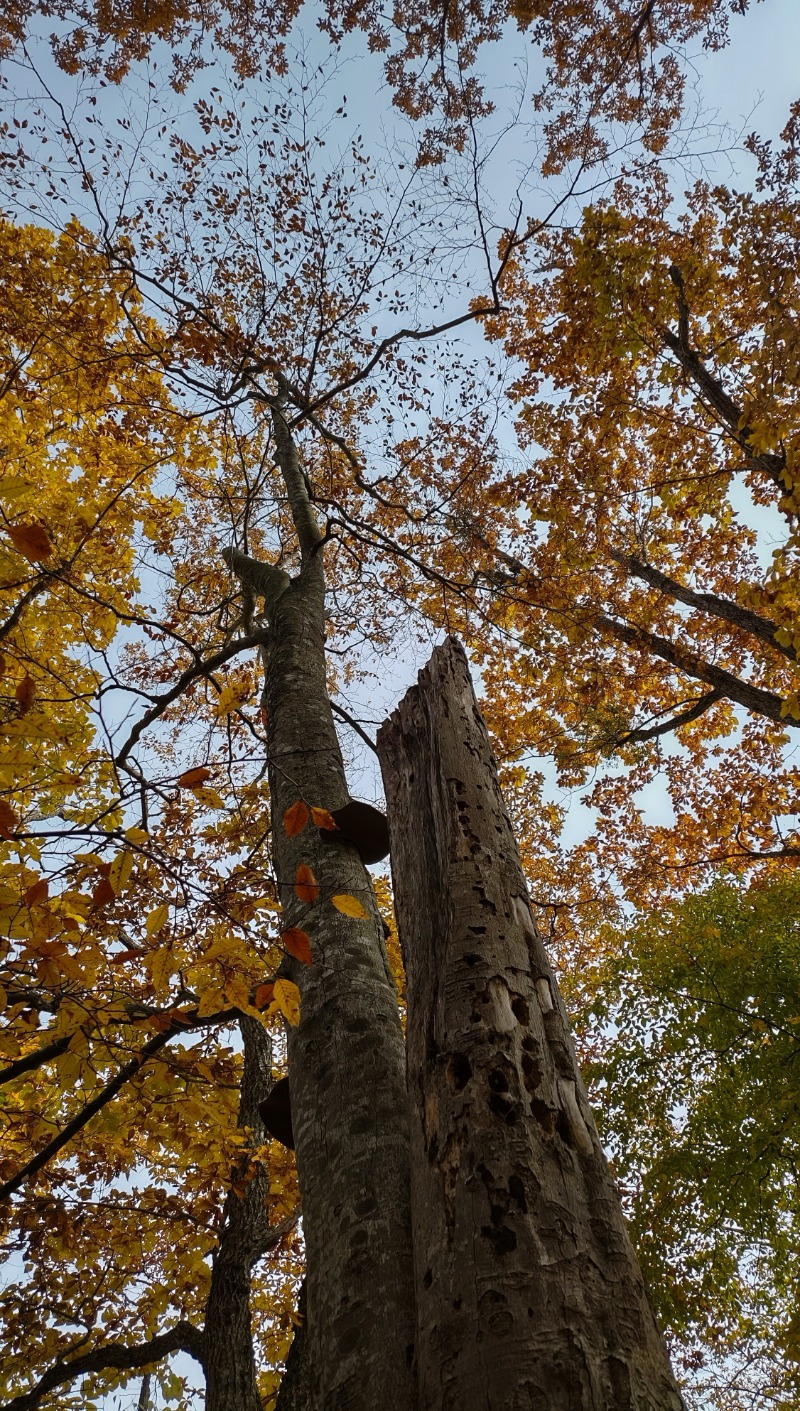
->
<box><xmin>377</xmin><ymin>636</ymin><xmax>685</xmax><ymax>1411</ymax></box>
<box><xmin>204</xmin><ymin>1016</ymin><xmax>273</xmax><ymax>1411</ymax></box>
<box><xmin>227</xmin><ymin>395</ymin><xmax>415</xmax><ymax>1411</ymax></box>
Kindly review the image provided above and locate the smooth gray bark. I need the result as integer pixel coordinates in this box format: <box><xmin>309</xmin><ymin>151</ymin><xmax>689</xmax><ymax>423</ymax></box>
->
<box><xmin>237</xmin><ymin>398</ymin><xmax>415</xmax><ymax>1411</ymax></box>
<box><xmin>377</xmin><ymin>636</ymin><xmax>686</xmax><ymax>1411</ymax></box>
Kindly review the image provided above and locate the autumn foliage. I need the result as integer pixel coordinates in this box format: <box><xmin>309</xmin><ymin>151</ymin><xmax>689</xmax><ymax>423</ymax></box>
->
<box><xmin>0</xmin><ymin>0</ymin><xmax>799</xmax><ymax>1408</ymax></box>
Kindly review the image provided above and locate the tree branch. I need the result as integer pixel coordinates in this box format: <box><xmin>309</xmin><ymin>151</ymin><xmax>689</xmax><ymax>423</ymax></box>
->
<box><xmin>0</xmin><ymin>1033</ymin><xmax>72</xmax><ymax>1087</ymax></box>
<box><xmin>610</xmin><ymin>550</ymin><xmax>796</xmax><ymax>662</ymax></box>
<box><xmin>270</xmin><ymin>387</ymin><xmax>322</xmax><ymax>560</ymax></box>
<box><xmin>663</xmin><ymin>267</ymin><xmax>789</xmax><ymax>497</ymax></box>
<box><xmin>0</xmin><ymin>1321</ymin><xmax>205</xmax><ymax>1411</ymax></box>
<box><xmin>331</xmin><ymin>701</ymin><xmax>378</xmax><ymax>755</ymax></box>
<box><xmin>114</xmin><ymin>632</ymin><xmax>268</xmax><ymax>767</ymax></box>
<box><xmin>595</xmin><ymin>613</ymin><xmax>798</xmax><ymax>728</ymax></box>
<box><xmin>0</xmin><ymin>1029</ymin><xmax>172</xmax><ymax>1203</ymax></box>
<box><xmin>613</xmin><ymin>689</ymin><xmax>723</xmax><ymax>746</ymax></box>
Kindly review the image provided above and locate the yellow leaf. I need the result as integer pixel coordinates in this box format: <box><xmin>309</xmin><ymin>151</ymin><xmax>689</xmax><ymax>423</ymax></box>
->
<box><xmin>125</xmin><ymin>826</ymin><xmax>150</xmax><ymax>845</ymax></box>
<box><xmin>146</xmin><ymin>903</ymin><xmax>170</xmax><ymax>936</ymax></box>
<box><xmin>149</xmin><ymin>946</ymin><xmax>175</xmax><ymax>991</ymax></box>
<box><xmin>108</xmin><ymin>851</ymin><xmax>134</xmax><ymax>895</ymax></box>
<box><xmin>196</xmin><ymin>986</ymin><xmax>227</xmax><ymax>1018</ymax></box>
<box><xmin>273</xmin><ymin>978</ymin><xmax>301</xmax><ymax>1026</ymax></box>
<box><xmin>192</xmin><ymin>786</ymin><xmax>226</xmax><ymax>810</ymax></box>
<box><xmin>331</xmin><ymin>893</ymin><xmax>369</xmax><ymax>919</ymax></box>
<box><xmin>177</xmin><ymin>766</ymin><xmax>212</xmax><ymax>788</ymax></box>
<box><xmin>283</xmin><ymin>801</ymin><xmax>309</xmax><ymax>837</ymax></box>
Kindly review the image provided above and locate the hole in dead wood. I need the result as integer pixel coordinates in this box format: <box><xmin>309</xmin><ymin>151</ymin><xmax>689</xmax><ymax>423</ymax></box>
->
<box><xmin>530</xmin><ymin>1098</ymin><xmax>557</xmax><ymax>1135</ymax></box>
<box><xmin>508</xmin><ymin>1175</ymin><xmax>527</xmax><ymax>1213</ymax></box>
<box><xmin>463</xmin><ymin>952</ymin><xmax>481</xmax><ymax>966</ymax></box>
<box><xmin>481</xmin><ymin>1224</ymin><xmax>517</xmax><ymax>1255</ymax></box>
<box><xmin>488</xmin><ymin>1069</ymin><xmax>509</xmax><ymax>1092</ymax></box>
<box><xmin>511</xmin><ymin>996</ymin><xmax>530</xmax><ymax>1025</ymax></box>
<box><xmin>423</xmin><ymin>1268</ymin><xmax>433</xmax><ymax>1288</ymax></box>
<box><xmin>488</xmin><ymin>1092</ymin><xmax>517</xmax><ymax>1121</ymax></box>
<box><xmin>448</xmin><ymin>1052</ymin><xmax>472</xmax><ymax>1090</ymax></box>
<box><xmin>521</xmin><ymin>1052</ymin><xmax>542</xmax><ymax>1093</ymax></box>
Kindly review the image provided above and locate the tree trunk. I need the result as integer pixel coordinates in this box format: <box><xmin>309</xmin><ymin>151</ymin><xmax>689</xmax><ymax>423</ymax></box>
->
<box><xmin>377</xmin><ymin>636</ymin><xmax>686</xmax><ymax>1411</ymax></box>
<box><xmin>205</xmin><ymin>1016</ymin><xmax>273</xmax><ymax>1411</ymax></box>
<box><xmin>254</xmin><ymin>401</ymin><xmax>415</xmax><ymax>1410</ymax></box>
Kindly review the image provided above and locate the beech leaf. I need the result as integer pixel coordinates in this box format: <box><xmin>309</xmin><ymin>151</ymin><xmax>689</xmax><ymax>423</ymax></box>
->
<box><xmin>273</xmin><ymin>978</ymin><xmax>301</xmax><ymax>1026</ymax></box>
<box><xmin>6</xmin><ymin>521</ymin><xmax>53</xmax><ymax>562</ymax></box>
<box><xmin>310</xmin><ymin>806</ymin><xmax>337</xmax><ymax>829</ymax></box>
<box><xmin>283</xmin><ymin>800</ymin><xmax>309</xmax><ymax>837</ymax></box>
<box><xmin>177</xmin><ymin>766</ymin><xmax>213</xmax><ymax>788</ymax></box>
<box><xmin>282</xmin><ymin>927</ymin><xmax>312</xmax><ymax>965</ymax></box>
<box><xmin>294</xmin><ymin>864</ymin><xmax>319</xmax><ymax>903</ymax></box>
<box><xmin>331</xmin><ymin>893</ymin><xmax>369</xmax><ymax>919</ymax></box>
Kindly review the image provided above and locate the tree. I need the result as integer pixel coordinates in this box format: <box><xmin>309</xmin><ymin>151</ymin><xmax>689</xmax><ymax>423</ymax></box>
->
<box><xmin>0</xmin><ymin>3</ymin><xmax>797</xmax><ymax>1408</ymax></box>
<box><xmin>567</xmin><ymin>874</ymin><xmax>800</xmax><ymax>1405</ymax></box>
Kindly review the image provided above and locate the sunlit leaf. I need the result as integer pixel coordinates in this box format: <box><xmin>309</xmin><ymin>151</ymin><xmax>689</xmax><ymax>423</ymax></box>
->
<box><xmin>331</xmin><ymin>893</ymin><xmax>369</xmax><ymax>919</ymax></box>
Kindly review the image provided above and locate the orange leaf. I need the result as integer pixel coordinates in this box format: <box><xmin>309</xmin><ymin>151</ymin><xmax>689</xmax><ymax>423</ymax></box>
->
<box><xmin>92</xmin><ymin>877</ymin><xmax>116</xmax><ymax>908</ymax></box>
<box><xmin>283</xmin><ymin>801</ymin><xmax>309</xmax><ymax>837</ymax></box>
<box><xmin>177</xmin><ymin>766</ymin><xmax>212</xmax><ymax>788</ymax></box>
<box><xmin>23</xmin><ymin>879</ymin><xmax>49</xmax><ymax>905</ymax></box>
<box><xmin>310</xmin><ymin>806</ymin><xmax>337</xmax><ymax>830</ymax></box>
<box><xmin>15</xmin><ymin>675</ymin><xmax>36</xmax><ymax>716</ymax></box>
<box><xmin>282</xmin><ymin>927</ymin><xmax>312</xmax><ymax>965</ymax></box>
<box><xmin>6</xmin><ymin>521</ymin><xmax>53</xmax><ymax>563</ymax></box>
<box><xmin>0</xmin><ymin>800</ymin><xmax>19</xmax><ymax>839</ymax></box>
<box><xmin>331</xmin><ymin>893</ymin><xmax>369</xmax><ymax>919</ymax></box>
<box><xmin>112</xmin><ymin>949</ymin><xmax>144</xmax><ymax>964</ymax></box>
<box><xmin>294</xmin><ymin>864</ymin><xmax>319</xmax><ymax>903</ymax></box>
<box><xmin>254</xmin><ymin>982</ymin><xmax>275</xmax><ymax>1009</ymax></box>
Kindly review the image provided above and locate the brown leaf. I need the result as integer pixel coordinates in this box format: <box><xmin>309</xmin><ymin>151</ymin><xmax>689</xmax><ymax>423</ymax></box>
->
<box><xmin>283</xmin><ymin>800</ymin><xmax>309</xmax><ymax>837</ymax></box>
<box><xmin>0</xmin><ymin>800</ymin><xmax>19</xmax><ymax>839</ymax></box>
<box><xmin>282</xmin><ymin>927</ymin><xmax>312</xmax><ymax>965</ymax></box>
<box><xmin>310</xmin><ymin>806</ymin><xmax>338</xmax><ymax>830</ymax></box>
<box><xmin>294</xmin><ymin>864</ymin><xmax>319</xmax><ymax>904</ymax></box>
<box><xmin>6</xmin><ymin>521</ymin><xmax>53</xmax><ymax>563</ymax></box>
<box><xmin>23</xmin><ymin>878</ymin><xmax>49</xmax><ymax>906</ymax></box>
<box><xmin>91</xmin><ymin>877</ymin><xmax>116</xmax><ymax>908</ymax></box>
<box><xmin>15</xmin><ymin>674</ymin><xmax>36</xmax><ymax>716</ymax></box>
<box><xmin>177</xmin><ymin>766</ymin><xmax>213</xmax><ymax>788</ymax></box>
<box><xmin>254</xmin><ymin>982</ymin><xmax>275</xmax><ymax>1009</ymax></box>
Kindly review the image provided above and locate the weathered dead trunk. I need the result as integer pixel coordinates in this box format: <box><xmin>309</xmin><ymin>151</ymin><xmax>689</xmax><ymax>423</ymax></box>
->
<box><xmin>231</xmin><ymin>398</ymin><xmax>415</xmax><ymax>1411</ymax></box>
<box><xmin>377</xmin><ymin>636</ymin><xmax>685</xmax><ymax>1411</ymax></box>
<box><xmin>204</xmin><ymin>1016</ymin><xmax>273</xmax><ymax>1411</ymax></box>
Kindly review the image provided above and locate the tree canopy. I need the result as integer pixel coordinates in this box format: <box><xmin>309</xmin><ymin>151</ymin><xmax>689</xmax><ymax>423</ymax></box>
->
<box><xmin>0</xmin><ymin>1</ymin><xmax>798</xmax><ymax>1407</ymax></box>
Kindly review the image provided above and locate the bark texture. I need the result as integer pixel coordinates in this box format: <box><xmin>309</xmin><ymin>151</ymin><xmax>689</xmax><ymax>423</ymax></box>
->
<box><xmin>204</xmin><ymin>1016</ymin><xmax>273</xmax><ymax>1411</ymax></box>
<box><xmin>255</xmin><ymin>400</ymin><xmax>414</xmax><ymax>1411</ymax></box>
<box><xmin>377</xmin><ymin>636</ymin><xmax>686</xmax><ymax>1411</ymax></box>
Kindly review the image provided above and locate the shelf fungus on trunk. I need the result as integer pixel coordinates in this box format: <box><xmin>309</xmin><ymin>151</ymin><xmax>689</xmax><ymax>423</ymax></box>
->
<box><xmin>317</xmin><ymin>799</ymin><xmax>390</xmax><ymax>865</ymax></box>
